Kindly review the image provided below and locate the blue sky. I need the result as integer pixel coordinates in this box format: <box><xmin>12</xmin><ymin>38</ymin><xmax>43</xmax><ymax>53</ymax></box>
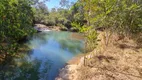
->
<box><xmin>45</xmin><ymin>0</ymin><xmax>77</xmax><ymax>10</ymax></box>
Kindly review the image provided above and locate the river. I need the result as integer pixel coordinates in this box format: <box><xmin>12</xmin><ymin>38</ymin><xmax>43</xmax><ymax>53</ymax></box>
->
<box><xmin>0</xmin><ymin>31</ymin><xmax>84</xmax><ymax>80</ymax></box>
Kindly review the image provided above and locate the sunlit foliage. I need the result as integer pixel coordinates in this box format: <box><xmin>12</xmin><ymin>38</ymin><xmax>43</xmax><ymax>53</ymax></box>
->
<box><xmin>0</xmin><ymin>0</ymin><xmax>35</xmax><ymax>56</ymax></box>
<box><xmin>80</xmin><ymin>0</ymin><xmax>142</xmax><ymax>35</ymax></box>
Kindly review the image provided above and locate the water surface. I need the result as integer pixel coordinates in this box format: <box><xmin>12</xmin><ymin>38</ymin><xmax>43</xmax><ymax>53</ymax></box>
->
<box><xmin>1</xmin><ymin>31</ymin><xmax>84</xmax><ymax>80</ymax></box>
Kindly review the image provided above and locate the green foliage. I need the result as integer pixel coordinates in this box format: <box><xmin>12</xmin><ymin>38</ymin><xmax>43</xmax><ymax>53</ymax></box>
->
<box><xmin>57</xmin><ymin>23</ymin><xmax>68</xmax><ymax>31</ymax></box>
<box><xmin>0</xmin><ymin>0</ymin><xmax>35</xmax><ymax>55</ymax></box>
<box><xmin>71</xmin><ymin>22</ymin><xmax>91</xmax><ymax>32</ymax></box>
<box><xmin>33</xmin><ymin>2</ymin><xmax>49</xmax><ymax>24</ymax></box>
<box><xmin>33</xmin><ymin>6</ymin><xmax>71</xmax><ymax>27</ymax></box>
<box><xmin>33</xmin><ymin>1</ymin><xmax>85</xmax><ymax>30</ymax></box>
<box><xmin>81</xmin><ymin>0</ymin><xmax>142</xmax><ymax>35</ymax></box>
<box><xmin>70</xmin><ymin>1</ymin><xmax>84</xmax><ymax>23</ymax></box>
<box><xmin>85</xmin><ymin>30</ymin><xmax>98</xmax><ymax>52</ymax></box>
<box><xmin>71</xmin><ymin>0</ymin><xmax>141</xmax><ymax>51</ymax></box>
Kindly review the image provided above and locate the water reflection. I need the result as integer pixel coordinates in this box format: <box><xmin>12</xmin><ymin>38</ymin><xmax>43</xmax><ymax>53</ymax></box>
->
<box><xmin>0</xmin><ymin>31</ymin><xmax>84</xmax><ymax>80</ymax></box>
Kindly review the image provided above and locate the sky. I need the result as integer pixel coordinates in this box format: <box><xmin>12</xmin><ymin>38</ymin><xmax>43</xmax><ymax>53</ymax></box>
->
<box><xmin>45</xmin><ymin>0</ymin><xmax>77</xmax><ymax>10</ymax></box>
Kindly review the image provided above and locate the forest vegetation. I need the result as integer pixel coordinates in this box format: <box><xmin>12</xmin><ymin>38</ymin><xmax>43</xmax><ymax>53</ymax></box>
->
<box><xmin>32</xmin><ymin>0</ymin><xmax>142</xmax><ymax>51</ymax></box>
<box><xmin>0</xmin><ymin>0</ymin><xmax>142</xmax><ymax>79</ymax></box>
<box><xmin>0</xmin><ymin>0</ymin><xmax>142</xmax><ymax>62</ymax></box>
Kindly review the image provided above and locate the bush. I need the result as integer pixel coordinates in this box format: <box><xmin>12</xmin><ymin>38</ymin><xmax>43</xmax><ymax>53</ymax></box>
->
<box><xmin>85</xmin><ymin>30</ymin><xmax>98</xmax><ymax>52</ymax></box>
<box><xmin>0</xmin><ymin>0</ymin><xmax>35</xmax><ymax>55</ymax></box>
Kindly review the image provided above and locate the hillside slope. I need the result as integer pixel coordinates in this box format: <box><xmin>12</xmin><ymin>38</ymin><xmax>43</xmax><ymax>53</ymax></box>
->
<box><xmin>56</xmin><ymin>31</ymin><xmax>142</xmax><ymax>80</ymax></box>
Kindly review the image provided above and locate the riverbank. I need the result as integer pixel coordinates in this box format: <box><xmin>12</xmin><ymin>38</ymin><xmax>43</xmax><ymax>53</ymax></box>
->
<box><xmin>34</xmin><ymin>24</ymin><xmax>64</xmax><ymax>32</ymax></box>
<box><xmin>56</xmin><ymin>31</ymin><xmax>142</xmax><ymax>80</ymax></box>
<box><xmin>34</xmin><ymin>24</ymin><xmax>80</xmax><ymax>32</ymax></box>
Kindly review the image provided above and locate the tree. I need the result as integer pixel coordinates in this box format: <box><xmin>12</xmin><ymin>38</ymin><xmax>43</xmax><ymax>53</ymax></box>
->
<box><xmin>0</xmin><ymin>0</ymin><xmax>35</xmax><ymax>57</ymax></box>
<box><xmin>80</xmin><ymin>0</ymin><xmax>142</xmax><ymax>34</ymax></box>
<box><xmin>33</xmin><ymin>1</ymin><xmax>49</xmax><ymax>24</ymax></box>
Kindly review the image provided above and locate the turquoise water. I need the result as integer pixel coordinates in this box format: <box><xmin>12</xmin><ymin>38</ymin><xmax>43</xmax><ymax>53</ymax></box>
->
<box><xmin>0</xmin><ymin>31</ymin><xmax>84</xmax><ymax>80</ymax></box>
